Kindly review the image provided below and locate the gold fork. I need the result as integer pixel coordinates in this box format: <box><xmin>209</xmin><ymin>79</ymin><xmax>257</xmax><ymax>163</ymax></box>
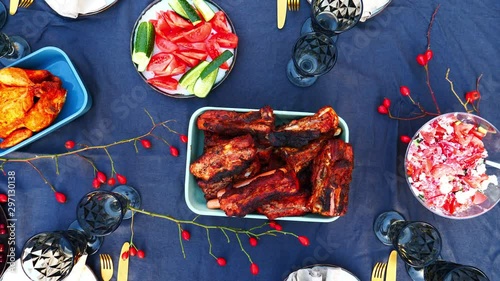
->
<box><xmin>100</xmin><ymin>254</ymin><xmax>114</xmax><ymax>281</ymax></box>
<box><xmin>18</xmin><ymin>0</ymin><xmax>34</xmax><ymax>8</ymax></box>
<box><xmin>287</xmin><ymin>0</ymin><xmax>300</xmax><ymax>11</ymax></box>
<box><xmin>371</xmin><ymin>262</ymin><xmax>387</xmax><ymax>281</ymax></box>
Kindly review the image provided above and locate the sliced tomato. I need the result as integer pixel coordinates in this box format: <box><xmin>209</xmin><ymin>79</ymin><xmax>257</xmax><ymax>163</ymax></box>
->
<box><xmin>173</xmin><ymin>51</ymin><xmax>200</xmax><ymax>67</ymax></box>
<box><xmin>156</xmin><ymin>37</ymin><xmax>178</xmax><ymax>53</ymax></box>
<box><xmin>160</xmin><ymin>57</ymin><xmax>187</xmax><ymax>76</ymax></box>
<box><xmin>147</xmin><ymin>53</ymin><xmax>175</xmax><ymax>73</ymax></box>
<box><xmin>166</xmin><ymin>30</ymin><xmax>186</xmax><ymax>42</ymax></box>
<box><xmin>147</xmin><ymin>76</ymin><xmax>178</xmax><ymax>90</ymax></box>
<box><xmin>176</xmin><ymin>41</ymin><xmax>206</xmax><ymax>51</ymax></box>
<box><xmin>183</xmin><ymin>22</ymin><xmax>212</xmax><ymax>42</ymax></box>
<box><xmin>206</xmin><ymin>39</ymin><xmax>229</xmax><ymax>70</ymax></box>
<box><xmin>176</xmin><ymin>49</ymin><xmax>208</xmax><ymax>60</ymax></box>
<box><xmin>210</xmin><ymin>11</ymin><xmax>231</xmax><ymax>33</ymax></box>
<box><xmin>212</xmin><ymin>32</ymin><xmax>238</xmax><ymax>48</ymax></box>
<box><xmin>164</xmin><ymin>10</ymin><xmax>192</xmax><ymax>30</ymax></box>
<box><xmin>442</xmin><ymin>196</ymin><xmax>458</xmax><ymax>215</ymax></box>
<box><xmin>151</xmin><ymin>14</ymin><xmax>170</xmax><ymax>39</ymax></box>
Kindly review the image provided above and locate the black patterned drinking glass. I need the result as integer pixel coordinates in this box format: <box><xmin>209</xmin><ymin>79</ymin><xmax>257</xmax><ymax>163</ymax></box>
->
<box><xmin>76</xmin><ymin>185</ymin><xmax>141</xmax><ymax>237</ymax></box>
<box><xmin>0</xmin><ymin>32</ymin><xmax>31</xmax><ymax>66</ymax></box>
<box><xmin>301</xmin><ymin>0</ymin><xmax>363</xmax><ymax>42</ymax></box>
<box><xmin>286</xmin><ymin>32</ymin><xmax>338</xmax><ymax>87</ymax></box>
<box><xmin>21</xmin><ymin>230</ymin><xmax>87</xmax><ymax>281</ymax></box>
<box><xmin>424</xmin><ymin>260</ymin><xmax>490</xmax><ymax>281</ymax></box>
<box><xmin>374</xmin><ymin>211</ymin><xmax>442</xmax><ymax>281</ymax></box>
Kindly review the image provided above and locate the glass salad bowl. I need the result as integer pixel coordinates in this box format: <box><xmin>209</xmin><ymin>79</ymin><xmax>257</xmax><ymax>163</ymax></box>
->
<box><xmin>404</xmin><ymin>112</ymin><xmax>500</xmax><ymax>219</ymax></box>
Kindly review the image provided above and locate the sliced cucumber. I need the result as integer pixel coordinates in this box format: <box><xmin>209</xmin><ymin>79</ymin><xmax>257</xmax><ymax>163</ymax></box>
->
<box><xmin>179</xmin><ymin>61</ymin><xmax>209</xmax><ymax>90</ymax></box>
<box><xmin>200</xmin><ymin>50</ymin><xmax>233</xmax><ymax>79</ymax></box>
<box><xmin>193</xmin><ymin>67</ymin><xmax>219</xmax><ymax>98</ymax></box>
<box><xmin>169</xmin><ymin>0</ymin><xmax>201</xmax><ymax>25</ymax></box>
<box><xmin>193</xmin><ymin>0</ymin><xmax>215</xmax><ymax>21</ymax></box>
<box><xmin>132</xmin><ymin>21</ymin><xmax>155</xmax><ymax>72</ymax></box>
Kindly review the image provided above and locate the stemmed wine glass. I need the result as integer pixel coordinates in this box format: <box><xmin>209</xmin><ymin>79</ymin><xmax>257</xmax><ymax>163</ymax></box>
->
<box><xmin>71</xmin><ymin>185</ymin><xmax>141</xmax><ymax>254</ymax></box>
<box><xmin>373</xmin><ymin>211</ymin><xmax>442</xmax><ymax>281</ymax></box>
<box><xmin>424</xmin><ymin>260</ymin><xmax>490</xmax><ymax>281</ymax></box>
<box><xmin>21</xmin><ymin>230</ymin><xmax>88</xmax><ymax>281</ymax></box>
<box><xmin>286</xmin><ymin>32</ymin><xmax>338</xmax><ymax>87</ymax></box>
<box><xmin>0</xmin><ymin>32</ymin><xmax>31</xmax><ymax>66</ymax></box>
<box><xmin>301</xmin><ymin>0</ymin><xmax>363</xmax><ymax>42</ymax></box>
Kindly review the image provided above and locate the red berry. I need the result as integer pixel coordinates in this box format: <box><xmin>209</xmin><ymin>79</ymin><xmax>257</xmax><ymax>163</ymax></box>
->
<box><xmin>96</xmin><ymin>171</ymin><xmax>107</xmax><ymax>183</ymax></box>
<box><xmin>55</xmin><ymin>192</ymin><xmax>67</xmax><ymax>203</ymax></box>
<box><xmin>0</xmin><ymin>229</ymin><xmax>5</xmax><ymax>235</ymax></box>
<box><xmin>250</xmin><ymin>263</ymin><xmax>259</xmax><ymax>275</ymax></box>
<box><xmin>424</xmin><ymin>49</ymin><xmax>433</xmax><ymax>62</ymax></box>
<box><xmin>181</xmin><ymin>229</ymin><xmax>191</xmax><ymax>241</ymax></box>
<box><xmin>399</xmin><ymin>86</ymin><xmax>411</xmax><ymax>97</ymax></box>
<box><xmin>416</xmin><ymin>54</ymin><xmax>427</xmax><ymax>66</ymax></box>
<box><xmin>116</xmin><ymin>174</ymin><xmax>127</xmax><ymax>184</ymax></box>
<box><xmin>377</xmin><ymin>105</ymin><xmax>388</xmax><ymax>115</ymax></box>
<box><xmin>217</xmin><ymin>257</ymin><xmax>227</xmax><ymax>266</ymax></box>
<box><xmin>65</xmin><ymin>140</ymin><xmax>75</xmax><ymax>150</ymax></box>
<box><xmin>400</xmin><ymin>135</ymin><xmax>412</xmax><ymax>143</ymax></box>
<box><xmin>137</xmin><ymin>250</ymin><xmax>145</xmax><ymax>259</ymax></box>
<box><xmin>382</xmin><ymin>97</ymin><xmax>391</xmax><ymax>109</ymax></box>
<box><xmin>92</xmin><ymin>178</ymin><xmax>101</xmax><ymax>189</ymax></box>
<box><xmin>272</xmin><ymin>223</ymin><xmax>283</xmax><ymax>231</ymax></box>
<box><xmin>0</xmin><ymin>194</ymin><xmax>7</xmax><ymax>203</ymax></box>
<box><xmin>170</xmin><ymin>146</ymin><xmax>179</xmax><ymax>157</ymax></box>
<box><xmin>107</xmin><ymin>177</ymin><xmax>116</xmax><ymax>186</ymax></box>
<box><xmin>465</xmin><ymin>90</ymin><xmax>480</xmax><ymax>103</ymax></box>
<box><xmin>298</xmin><ymin>236</ymin><xmax>310</xmax><ymax>246</ymax></box>
<box><xmin>249</xmin><ymin>237</ymin><xmax>258</xmax><ymax>247</ymax></box>
<box><xmin>141</xmin><ymin>139</ymin><xmax>152</xmax><ymax>149</ymax></box>
<box><xmin>180</xmin><ymin>134</ymin><xmax>188</xmax><ymax>143</ymax></box>
<box><xmin>121</xmin><ymin>251</ymin><xmax>129</xmax><ymax>260</ymax></box>
<box><xmin>129</xmin><ymin>246</ymin><xmax>137</xmax><ymax>256</ymax></box>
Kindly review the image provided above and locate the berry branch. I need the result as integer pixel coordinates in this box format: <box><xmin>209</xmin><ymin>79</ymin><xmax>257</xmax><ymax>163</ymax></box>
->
<box><xmin>127</xmin><ymin>206</ymin><xmax>310</xmax><ymax>275</ymax></box>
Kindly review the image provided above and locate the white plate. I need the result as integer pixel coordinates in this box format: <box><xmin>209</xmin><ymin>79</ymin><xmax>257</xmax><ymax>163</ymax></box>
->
<box><xmin>81</xmin><ymin>0</ymin><xmax>118</xmax><ymax>16</ymax></box>
<box><xmin>284</xmin><ymin>264</ymin><xmax>360</xmax><ymax>281</ymax></box>
<box><xmin>1</xmin><ymin>258</ymin><xmax>97</xmax><ymax>281</ymax></box>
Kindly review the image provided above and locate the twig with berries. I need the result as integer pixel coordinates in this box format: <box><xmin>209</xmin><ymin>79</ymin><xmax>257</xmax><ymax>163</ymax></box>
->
<box><xmin>376</xmin><ymin>5</ymin><xmax>484</xmax><ymax>143</ymax></box>
<box><xmin>0</xmin><ymin>110</ymin><xmax>188</xmax><ymax>203</ymax></box>
<box><xmin>126</xmin><ymin>207</ymin><xmax>310</xmax><ymax>275</ymax></box>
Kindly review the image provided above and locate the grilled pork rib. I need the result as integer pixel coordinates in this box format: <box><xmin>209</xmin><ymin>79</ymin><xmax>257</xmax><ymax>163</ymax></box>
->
<box><xmin>219</xmin><ymin>169</ymin><xmax>299</xmax><ymax>217</ymax></box>
<box><xmin>308</xmin><ymin>139</ymin><xmax>354</xmax><ymax>217</ymax></box>
<box><xmin>189</xmin><ymin>134</ymin><xmax>257</xmax><ymax>182</ymax></box>
<box><xmin>257</xmin><ymin>191</ymin><xmax>311</xmax><ymax>220</ymax></box>
<box><xmin>277</xmin><ymin>138</ymin><xmax>327</xmax><ymax>173</ymax></box>
<box><xmin>268</xmin><ymin>106</ymin><xmax>340</xmax><ymax>148</ymax></box>
<box><xmin>197</xmin><ymin>106</ymin><xmax>275</xmax><ymax>137</ymax></box>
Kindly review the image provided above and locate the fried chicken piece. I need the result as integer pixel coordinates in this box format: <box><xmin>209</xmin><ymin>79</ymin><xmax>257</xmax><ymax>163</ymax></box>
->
<box><xmin>219</xmin><ymin>168</ymin><xmax>299</xmax><ymax>217</ymax></box>
<box><xmin>308</xmin><ymin>139</ymin><xmax>354</xmax><ymax>217</ymax></box>
<box><xmin>277</xmin><ymin>138</ymin><xmax>328</xmax><ymax>173</ymax></box>
<box><xmin>257</xmin><ymin>191</ymin><xmax>311</xmax><ymax>220</ymax></box>
<box><xmin>0</xmin><ymin>128</ymin><xmax>33</xmax><ymax>149</ymax></box>
<box><xmin>197</xmin><ymin>159</ymin><xmax>261</xmax><ymax>200</ymax></box>
<box><xmin>190</xmin><ymin>134</ymin><xmax>257</xmax><ymax>182</ymax></box>
<box><xmin>197</xmin><ymin>106</ymin><xmax>275</xmax><ymax>137</ymax></box>
<box><xmin>268</xmin><ymin>106</ymin><xmax>340</xmax><ymax>148</ymax></box>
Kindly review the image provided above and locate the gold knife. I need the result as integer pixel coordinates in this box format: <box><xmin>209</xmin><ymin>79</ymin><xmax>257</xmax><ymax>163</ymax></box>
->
<box><xmin>277</xmin><ymin>0</ymin><xmax>287</xmax><ymax>29</ymax></box>
<box><xmin>117</xmin><ymin>242</ymin><xmax>130</xmax><ymax>281</ymax></box>
<box><xmin>386</xmin><ymin>250</ymin><xmax>397</xmax><ymax>281</ymax></box>
<box><xmin>9</xmin><ymin>0</ymin><xmax>20</xmax><ymax>15</ymax></box>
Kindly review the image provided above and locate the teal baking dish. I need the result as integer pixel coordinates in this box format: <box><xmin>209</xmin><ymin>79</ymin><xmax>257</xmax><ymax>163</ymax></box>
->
<box><xmin>184</xmin><ymin>106</ymin><xmax>350</xmax><ymax>223</ymax></box>
<box><xmin>0</xmin><ymin>47</ymin><xmax>91</xmax><ymax>156</ymax></box>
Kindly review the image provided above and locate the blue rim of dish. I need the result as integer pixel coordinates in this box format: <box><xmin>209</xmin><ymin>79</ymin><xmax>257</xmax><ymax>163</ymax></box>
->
<box><xmin>130</xmin><ymin>0</ymin><xmax>238</xmax><ymax>99</ymax></box>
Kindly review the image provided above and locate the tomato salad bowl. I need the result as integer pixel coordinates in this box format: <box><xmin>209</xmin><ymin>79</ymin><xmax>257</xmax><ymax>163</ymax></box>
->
<box><xmin>405</xmin><ymin>112</ymin><xmax>500</xmax><ymax>219</ymax></box>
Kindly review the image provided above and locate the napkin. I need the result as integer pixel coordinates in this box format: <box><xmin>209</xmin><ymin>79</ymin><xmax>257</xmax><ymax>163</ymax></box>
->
<box><xmin>285</xmin><ymin>266</ymin><xmax>358</xmax><ymax>281</ymax></box>
<box><xmin>1</xmin><ymin>255</ymin><xmax>89</xmax><ymax>281</ymax></box>
<box><xmin>44</xmin><ymin>0</ymin><xmax>108</xmax><ymax>18</ymax></box>
<box><xmin>360</xmin><ymin>0</ymin><xmax>392</xmax><ymax>22</ymax></box>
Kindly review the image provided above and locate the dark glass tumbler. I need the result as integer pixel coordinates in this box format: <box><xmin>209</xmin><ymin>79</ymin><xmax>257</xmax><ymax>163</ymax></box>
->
<box><xmin>425</xmin><ymin>261</ymin><xmax>490</xmax><ymax>281</ymax></box>
<box><xmin>21</xmin><ymin>230</ymin><xmax>87</xmax><ymax>281</ymax></box>
<box><xmin>0</xmin><ymin>32</ymin><xmax>30</xmax><ymax>66</ymax></box>
<box><xmin>286</xmin><ymin>32</ymin><xmax>337</xmax><ymax>87</ymax></box>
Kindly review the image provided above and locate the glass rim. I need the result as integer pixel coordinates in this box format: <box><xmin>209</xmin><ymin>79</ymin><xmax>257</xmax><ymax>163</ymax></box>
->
<box><xmin>292</xmin><ymin>32</ymin><xmax>338</xmax><ymax>76</ymax></box>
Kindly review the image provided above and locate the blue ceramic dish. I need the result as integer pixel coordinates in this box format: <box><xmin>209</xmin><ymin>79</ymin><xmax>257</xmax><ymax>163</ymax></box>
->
<box><xmin>0</xmin><ymin>47</ymin><xmax>91</xmax><ymax>156</ymax></box>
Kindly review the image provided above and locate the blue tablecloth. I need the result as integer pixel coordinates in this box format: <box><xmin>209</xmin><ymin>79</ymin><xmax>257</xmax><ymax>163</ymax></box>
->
<box><xmin>1</xmin><ymin>0</ymin><xmax>499</xmax><ymax>280</ymax></box>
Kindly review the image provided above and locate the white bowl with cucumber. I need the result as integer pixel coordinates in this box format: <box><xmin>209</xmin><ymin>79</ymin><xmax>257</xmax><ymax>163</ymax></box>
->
<box><xmin>131</xmin><ymin>0</ymin><xmax>238</xmax><ymax>98</ymax></box>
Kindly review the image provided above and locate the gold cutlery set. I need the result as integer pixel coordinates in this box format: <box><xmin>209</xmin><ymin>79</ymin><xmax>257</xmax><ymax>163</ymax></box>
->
<box><xmin>371</xmin><ymin>250</ymin><xmax>397</xmax><ymax>281</ymax></box>
<box><xmin>100</xmin><ymin>242</ymin><xmax>130</xmax><ymax>281</ymax></box>
<box><xmin>9</xmin><ymin>0</ymin><xmax>34</xmax><ymax>15</ymax></box>
<box><xmin>277</xmin><ymin>0</ymin><xmax>300</xmax><ymax>29</ymax></box>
